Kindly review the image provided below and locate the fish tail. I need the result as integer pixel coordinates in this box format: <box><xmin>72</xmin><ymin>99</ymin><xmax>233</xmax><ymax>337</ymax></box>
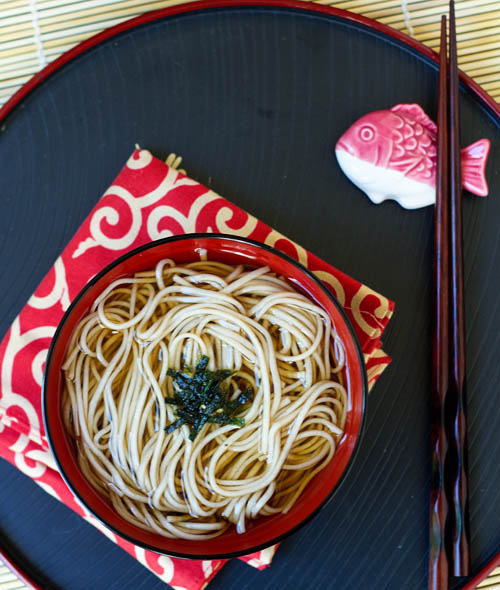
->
<box><xmin>461</xmin><ymin>139</ymin><xmax>490</xmax><ymax>196</ymax></box>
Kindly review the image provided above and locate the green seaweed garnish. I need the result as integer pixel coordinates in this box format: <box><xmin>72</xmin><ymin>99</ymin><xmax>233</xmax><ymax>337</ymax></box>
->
<box><xmin>164</xmin><ymin>356</ymin><xmax>253</xmax><ymax>441</ymax></box>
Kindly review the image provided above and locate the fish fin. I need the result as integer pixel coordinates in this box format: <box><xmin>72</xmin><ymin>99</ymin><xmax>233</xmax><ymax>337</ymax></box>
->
<box><xmin>390</xmin><ymin>104</ymin><xmax>437</xmax><ymax>135</ymax></box>
<box><xmin>461</xmin><ymin>139</ymin><xmax>490</xmax><ymax>196</ymax></box>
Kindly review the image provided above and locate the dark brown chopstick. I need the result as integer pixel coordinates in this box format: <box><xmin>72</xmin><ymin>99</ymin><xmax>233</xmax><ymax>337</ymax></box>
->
<box><xmin>447</xmin><ymin>0</ymin><xmax>471</xmax><ymax>577</ymax></box>
<box><xmin>428</xmin><ymin>3</ymin><xmax>471</xmax><ymax>588</ymax></box>
<box><xmin>429</xmin><ymin>14</ymin><xmax>451</xmax><ymax>590</ymax></box>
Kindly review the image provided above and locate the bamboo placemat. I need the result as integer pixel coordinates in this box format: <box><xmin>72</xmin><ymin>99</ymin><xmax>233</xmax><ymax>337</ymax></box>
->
<box><xmin>478</xmin><ymin>567</ymin><xmax>500</xmax><ymax>589</ymax></box>
<box><xmin>0</xmin><ymin>2</ymin><xmax>499</xmax><ymax>590</ymax></box>
<box><xmin>0</xmin><ymin>0</ymin><xmax>500</xmax><ymax>105</ymax></box>
<box><xmin>0</xmin><ymin>564</ymin><xmax>30</xmax><ymax>590</ymax></box>
<box><xmin>0</xmin><ymin>0</ymin><xmax>499</xmax><ymax>106</ymax></box>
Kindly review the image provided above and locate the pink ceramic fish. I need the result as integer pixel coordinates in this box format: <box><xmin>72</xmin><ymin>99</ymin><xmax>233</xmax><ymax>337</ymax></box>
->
<box><xmin>335</xmin><ymin>103</ymin><xmax>490</xmax><ymax>209</ymax></box>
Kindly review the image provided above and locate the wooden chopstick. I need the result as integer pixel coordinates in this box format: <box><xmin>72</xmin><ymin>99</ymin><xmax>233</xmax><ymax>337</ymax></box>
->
<box><xmin>429</xmin><ymin>3</ymin><xmax>471</xmax><ymax>588</ymax></box>
<box><xmin>429</xmin><ymin>13</ymin><xmax>451</xmax><ymax>590</ymax></box>
<box><xmin>447</xmin><ymin>0</ymin><xmax>471</xmax><ymax>577</ymax></box>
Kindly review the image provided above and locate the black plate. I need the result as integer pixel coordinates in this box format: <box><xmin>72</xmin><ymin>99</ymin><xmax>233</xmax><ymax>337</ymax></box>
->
<box><xmin>1</xmin><ymin>2</ymin><xmax>499</xmax><ymax>589</ymax></box>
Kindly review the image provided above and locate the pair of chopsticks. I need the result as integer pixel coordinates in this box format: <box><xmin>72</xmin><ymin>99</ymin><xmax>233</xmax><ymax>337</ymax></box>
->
<box><xmin>429</xmin><ymin>1</ymin><xmax>471</xmax><ymax>589</ymax></box>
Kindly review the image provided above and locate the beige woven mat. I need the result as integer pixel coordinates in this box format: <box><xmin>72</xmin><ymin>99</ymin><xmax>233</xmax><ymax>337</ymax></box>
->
<box><xmin>479</xmin><ymin>567</ymin><xmax>500</xmax><ymax>589</ymax></box>
<box><xmin>0</xmin><ymin>0</ymin><xmax>499</xmax><ymax>105</ymax></box>
<box><xmin>0</xmin><ymin>564</ymin><xmax>27</xmax><ymax>590</ymax></box>
<box><xmin>0</xmin><ymin>2</ymin><xmax>499</xmax><ymax>590</ymax></box>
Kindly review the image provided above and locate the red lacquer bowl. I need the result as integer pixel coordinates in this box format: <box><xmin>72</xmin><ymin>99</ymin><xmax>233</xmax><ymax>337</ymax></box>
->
<box><xmin>43</xmin><ymin>233</ymin><xmax>367</xmax><ymax>559</ymax></box>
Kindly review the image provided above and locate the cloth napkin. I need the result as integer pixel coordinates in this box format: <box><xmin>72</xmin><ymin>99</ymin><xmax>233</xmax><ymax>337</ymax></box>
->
<box><xmin>0</xmin><ymin>148</ymin><xmax>394</xmax><ymax>589</ymax></box>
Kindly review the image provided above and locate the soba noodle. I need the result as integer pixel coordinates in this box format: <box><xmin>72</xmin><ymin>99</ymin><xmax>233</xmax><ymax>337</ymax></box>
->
<box><xmin>62</xmin><ymin>259</ymin><xmax>348</xmax><ymax>539</ymax></box>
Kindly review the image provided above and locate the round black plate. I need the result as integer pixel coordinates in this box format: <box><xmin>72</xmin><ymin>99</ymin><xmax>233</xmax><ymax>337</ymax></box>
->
<box><xmin>1</xmin><ymin>3</ymin><xmax>499</xmax><ymax>589</ymax></box>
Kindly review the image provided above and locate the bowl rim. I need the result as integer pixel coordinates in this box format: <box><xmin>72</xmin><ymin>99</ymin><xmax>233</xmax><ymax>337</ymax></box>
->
<box><xmin>42</xmin><ymin>232</ymin><xmax>368</xmax><ymax>559</ymax></box>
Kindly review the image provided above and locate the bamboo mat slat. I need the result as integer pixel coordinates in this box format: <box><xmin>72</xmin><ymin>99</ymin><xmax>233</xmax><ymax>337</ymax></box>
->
<box><xmin>0</xmin><ymin>0</ymin><xmax>499</xmax><ymax>104</ymax></box>
<box><xmin>478</xmin><ymin>567</ymin><xmax>500</xmax><ymax>588</ymax></box>
<box><xmin>0</xmin><ymin>565</ymin><xmax>29</xmax><ymax>590</ymax></box>
<box><xmin>0</xmin><ymin>1</ymin><xmax>499</xmax><ymax>590</ymax></box>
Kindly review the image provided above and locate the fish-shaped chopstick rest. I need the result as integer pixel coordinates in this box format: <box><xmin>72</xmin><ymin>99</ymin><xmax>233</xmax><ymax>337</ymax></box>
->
<box><xmin>335</xmin><ymin>103</ymin><xmax>490</xmax><ymax>209</ymax></box>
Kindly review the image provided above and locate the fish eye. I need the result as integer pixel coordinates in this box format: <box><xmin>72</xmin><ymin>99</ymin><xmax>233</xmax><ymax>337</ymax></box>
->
<box><xmin>359</xmin><ymin>126</ymin><xmax>375</xmax><ymax>141</ymax></box>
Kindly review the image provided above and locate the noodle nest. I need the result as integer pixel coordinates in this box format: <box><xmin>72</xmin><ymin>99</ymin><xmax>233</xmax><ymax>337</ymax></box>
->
<box><xmin>62</xmin><ymin>259</ymin><xmax>348</xmax><ymax>539</ymax></box>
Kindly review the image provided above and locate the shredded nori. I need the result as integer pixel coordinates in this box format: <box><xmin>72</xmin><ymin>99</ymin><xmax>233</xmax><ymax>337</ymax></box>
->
<box><xmin>164</xmin><ymin>356</ymin><xmax>253</xmax><ymax>441</ymax></box>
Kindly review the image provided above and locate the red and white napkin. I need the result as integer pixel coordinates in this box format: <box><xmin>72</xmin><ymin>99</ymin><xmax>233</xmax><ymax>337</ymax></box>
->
<box><xmin>0</xmin><ymin>149</ymin><xmax>394</xmax><ymax>589</ymax></box>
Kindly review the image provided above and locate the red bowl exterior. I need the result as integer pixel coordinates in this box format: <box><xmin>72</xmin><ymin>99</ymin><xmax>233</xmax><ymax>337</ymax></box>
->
<box><xmin>43</xmin><ymin>234</ymin><xmax>367</xmax><ymax>559</ymax></box>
